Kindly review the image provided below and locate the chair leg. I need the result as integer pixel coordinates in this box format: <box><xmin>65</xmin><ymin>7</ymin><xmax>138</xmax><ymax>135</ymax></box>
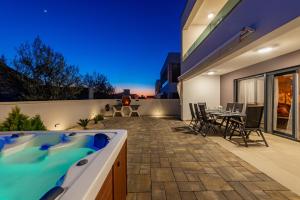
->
<box><xmin>239</xmin><ymin>127</ymin><xmax>248</xmax><ymax>147</ymax></box>
<box><xmin>197</xmin><ymin>121</ymin><xmax>204</xmax><ymax>133</ymax></box>
<box><xmin>201</xmin><ymin>123</ymin><xmax>209</xmax><ymax>137</ymax></box>
<box><xmin>229</xmin><ymin>123</ymin><xmax>237</xmax><ymax>140</ymax></box>
<box><xmin>189</xmin><ymin>117</ymin><xmax>194</xmax><ymax>127</ymax></box>
<box><xmin>258</xmin><ymin>129</ymin><xmax>269</xmax><ymax>147</ymax></box>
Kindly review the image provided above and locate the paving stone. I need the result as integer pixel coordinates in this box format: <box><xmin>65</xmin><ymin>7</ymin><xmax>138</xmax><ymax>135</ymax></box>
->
<box><xmin>234</xmin><ymin>167</ymin><xmax>261</xmax><ymax>181</ymax></box>
<box><xmin>186</xmin><ymin>173</ymin><xmax>200</xmax><ymax>181</ymax></box>
<box><xmin>152</xmin><ymin>182</ymin><xmax>166</xmax><ymax>200</ymax></box>
<box><xmin>194</xmin><ymin>191</ymin><xmax>227</xmax><ymax>200</ymax></box>
<box><xmin>136</xmin><ymin>193</ymin><xmax>151</xmax><ymax>200</ymax></box>
<box><xmin>265</xmin><ymin>191</ymin><xmax>289</xmax><ymax>200</ymax></box>
<box><xmin>102</xmin><ymin>117</ymin><xmax>300</xmax><ymax>200</ymax></box>
<box><xmin>229</xmin><ymin>182</ymin><xmax>258</xmax><ymax>200</ymax></box>
<box><xmin>222</xmin><ymin>190</ymin><xmax>243</xmax><ymax>200</ymax></box>
<box><xmin>127</xmin><ymin>193</ymin><xmax>136</xmax><ymax>200</ymax></box>
<box><xmin>160</xmin><ymin>158</ymin><xmax>171</xmax><ymax>167</ymax></box>
<box><xmin>164</xmin><ymin>182</ymin><xmax>181</xmax><ymax>200</ymax></box>
<box><xmin>215</xmin><ymin>166</ymin><xmax>248</xmax><ymax>181</ymax></box>
<box><xmin>128</xmin><ymin>174</ymin><xmax>151</xmax><ymax>192</ymax></box>
<box><xmin>253</xmin><ymin>181</ymin><xmax>288</xmax><ymax>191</ymax></box>
<box><xmin>241</xmin><ymin>181</ymin><xmax>271</xmax><ymax>199</ymax></box>
<box><xmin>180</xmin><ymin>192</ymin><xmax>197</xmax><ymax>200</ymax></box>
<box><xmin>172</xmin><ymin>168</ymin><xmax>188</xmax><ymax>181</ymax></box>
<box><xmin>151</xmin><ymin>168</ymin><xmax>175</xmax><ymax>182</ymax></box>
<box><xmin>177</xmin><ymin>181</ymin><xmax>205</xmax><ymax>192</ymax></box>
<box><xmin>198</xmin><ymin>173</ymin><xmax>233</xmax><ymax>191</ymax></box>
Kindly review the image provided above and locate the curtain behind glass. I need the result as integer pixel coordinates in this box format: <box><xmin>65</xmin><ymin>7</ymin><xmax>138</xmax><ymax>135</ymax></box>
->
<box><xmin>238</xmin><ymin>77</ymin><xmax>264</xmax><ymax>105</ymax></box>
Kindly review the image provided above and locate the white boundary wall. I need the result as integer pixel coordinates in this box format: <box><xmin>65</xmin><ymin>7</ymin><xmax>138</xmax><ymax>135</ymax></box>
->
<box><xmin>181</xmin><ymin>75</ymin><xmax>220</xmax><ymax>120</ymax></box>
<box><xmin>0</xmin><ymin>99</ymin><xmax>180</xmax><ymax>130</ymax></box>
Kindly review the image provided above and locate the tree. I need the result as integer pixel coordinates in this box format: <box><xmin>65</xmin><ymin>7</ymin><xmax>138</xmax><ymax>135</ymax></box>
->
<box><xmin>0</xmin><ymin>54</ymin><xmax>7</xmax><ymax>65</ymax></box>
<box><xmin>13</xmin><ymin>36</ymin><xmax>82</xmax><ymax>100</ymax></box>
<box><xmin>83</xmin><ymin>72</ymin><xmax>115</xmax><ymax>98</ymax></box>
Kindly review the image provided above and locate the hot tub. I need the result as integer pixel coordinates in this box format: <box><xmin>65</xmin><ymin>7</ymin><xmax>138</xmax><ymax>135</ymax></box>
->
<box><xmin>0</xmin><ymin>130</ymin><xmax>127</xmax><ymax>200</ymax></box>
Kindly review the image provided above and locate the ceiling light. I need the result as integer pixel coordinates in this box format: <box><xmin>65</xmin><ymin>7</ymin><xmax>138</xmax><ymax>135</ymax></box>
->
<box><xmin>257</xmin><ymin>47</ymin><xmax>273</xmax><ymax>54</ymax></box>
<box><xmin>207</xmin><ymin>71</ymin><xmax>215</xmax><ymax>75</ymax></box>
<box><xmin>207</xmin><ymin>13</ymin><xmax>214</xmax><ymax>19</ymax></box>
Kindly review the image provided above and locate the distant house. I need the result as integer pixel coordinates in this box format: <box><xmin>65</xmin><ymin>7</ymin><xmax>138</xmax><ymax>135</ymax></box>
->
<box><xmin>155</xmin><ymin>52</ymin><xmax>181</xmax><ymax>99</ymax></box>
<box><xmin>113</xmin><ymin>89</ymin><xmax>139</xmax><ymax>99</ymax></box>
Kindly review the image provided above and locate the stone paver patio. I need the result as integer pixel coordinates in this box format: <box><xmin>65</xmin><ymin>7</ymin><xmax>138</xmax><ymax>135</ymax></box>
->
<box><xmin>103</xmin><ymin>117</ymin><xmax>300</xmax><ymax>200</ymax></box>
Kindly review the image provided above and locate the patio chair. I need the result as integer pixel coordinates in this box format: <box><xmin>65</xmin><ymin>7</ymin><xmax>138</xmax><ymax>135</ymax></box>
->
<box><xmin>199</xmin><ymin>104</ymin><xmax>217</xmax><ymax>137</ymax></box>
<box><xmin>189</xmin><ymin>103</ymin><xmax>197</xmax><ymax>128</ymax></box>
<box><xmin>193</xmin><ymin>104</ymin><xmax>204</xmax><ymax>133</ymax></box>
<box><xmin>113</xmin><ymin>105</ymin><xmax>123</xmax><ymax>117</ymax></box>
<box><xmin>198</xmin><ymin>102</ymin><xmax>207</xmax><ymax>109</ymax></box>
<box><xmin>130</xmin><ymin>105</ymin><xmax>140</xmax><ymax>117</ymax></box>
<box><xmin>219</xmin><ymin>103</ymin><xmax>235</xmax><ymax>127</ymax></box>
<box><xmin>229</xmin><ymin>105</ymin><xmax>268</xmax><ymax>147</ymax></box>
<box><xmin>234</xmin><ymin>103</ymin><xmax>244</xmax><ymax>113</ymax></box>
<box><xmin>226</xmin><ymin>103</ymin><xmax>235</xmax><ymax>111</ymax></box>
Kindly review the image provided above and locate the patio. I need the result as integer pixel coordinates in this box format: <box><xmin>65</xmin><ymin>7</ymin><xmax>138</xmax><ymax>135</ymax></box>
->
<box><xmin>102</xmin><ymin>117</ymin><xmax>300</xmax><ymax>200</ymax></box>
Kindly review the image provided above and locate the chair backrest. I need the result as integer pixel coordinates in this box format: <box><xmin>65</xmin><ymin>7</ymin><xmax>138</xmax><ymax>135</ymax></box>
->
<box><xmin>189</xmin><ymin>103</ymin><xmax>196</xmax><ymax>119</ymax></box>
<box><xmin>194</xmin><ymin>104</ymin><xmax>202</xmax><ymax>119</ymax></box>
<box><xmin>234</xmin><ymin>103</ymin><xmax>244</xmax><ymax>112</ymax></box>
<box><xmin>226</xmin><ymin>103</ymin><xmax>235</xmax><ymax>111</ymax></box>
<box><xmin>198</xmin><ymin>102</ymin><xmax>207</xmax><ymax>109</ymax></box>
<box><xmin>245</xmin><ymin>105</ymin><xmax>264</xmax><ymax>128</ymax></box>
<box><xmin>199</xmin><ymin>104</ymin><xmax>209</xmax><ymax>122</ymax></box>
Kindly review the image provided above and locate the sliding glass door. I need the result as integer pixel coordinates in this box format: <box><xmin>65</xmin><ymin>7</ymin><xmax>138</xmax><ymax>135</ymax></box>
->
<box><xmin>273</xmin><ymin>72</ymin><xmax>296</xmax><ymax>137</ymax></box>
<box><xmin>237</xmin><ymin>76</ymin><xmax>265</xmax><ymax>128</ymax></box>
<box><xmin>236</xmin><ymin>68</ymin><xmax>299</xmax><ymax>140</ymax></box>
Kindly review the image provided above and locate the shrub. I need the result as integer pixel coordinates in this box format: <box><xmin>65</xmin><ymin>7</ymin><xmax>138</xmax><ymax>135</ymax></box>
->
<box><xmin>1</xmin><ymin>106</ymin><xmax>28</xmax><ymax>131</ymax></box>
<box><xmin>29</xmin><ymin>115</ymin><xmax>47</xmax><ymax>131</ymax></box>
<box><xmin>0</xmin><ymin>106</ymin><xmax>46</xmax><ymax>131</ymax></box>
<box><xmin>93</xmin><ymin>114</ymin><xmax>104</xmax><ymax>124</ymax></box>
<box><xmin>77</xmin><ymin>119</ymin><xmax>90</xmax><ymax>129</ymax></box>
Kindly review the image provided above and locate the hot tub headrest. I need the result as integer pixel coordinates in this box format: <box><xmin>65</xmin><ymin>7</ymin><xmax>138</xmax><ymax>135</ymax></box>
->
<box><xmin>68</xmin><ymin>132</ymin><xmax>77</xmax><ymax>136</ymax></box>
<box><xmin>11</xmin><ymin>134</ymin><xmax>20</xmax><ymax>138</ymax></box>
<box><xmin>60</xmin><ymin>134</ymin><xmax>70</xmax><ymax>143</ymax></box>
<box><xmin>40</xmin><ymin>144</ymin><xmax>53</xmax><ymax>151</ymax></box>
<box><xmin>94</xmin><ymin>133</ymin><xmax>109</xmax><ymax>149</ymax></box>
<box><xmin>40</xmin><ymin>186</ymin><xmax>64</xmax><ymax>200</ymax></box>
<box><xmin>11</xmin><ymin>133</ymin><xmax>24</xmax><ymax>138</ymax></box>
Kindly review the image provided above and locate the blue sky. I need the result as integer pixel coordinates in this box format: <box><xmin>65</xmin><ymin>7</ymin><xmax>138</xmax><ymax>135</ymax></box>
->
<box><xmin>0</xmin><ymin>0</ymin><xmax>185</xmax><ymax>95</ymax></box>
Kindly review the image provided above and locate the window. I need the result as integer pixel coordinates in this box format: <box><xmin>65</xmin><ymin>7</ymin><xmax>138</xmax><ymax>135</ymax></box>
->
<box><xmin>237</xmin><ymin>76</ymin><xmax>265</xmax><ymax>105</ymax></box>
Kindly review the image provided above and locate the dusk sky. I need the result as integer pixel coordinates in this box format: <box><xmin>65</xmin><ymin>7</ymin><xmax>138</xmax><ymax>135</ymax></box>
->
<box><xmin>0</xmin><ymin>0</ymin><xmax>186</xmax><ymax>96</ymax></box>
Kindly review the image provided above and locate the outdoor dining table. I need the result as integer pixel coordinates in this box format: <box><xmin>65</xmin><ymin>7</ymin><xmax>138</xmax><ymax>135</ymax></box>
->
<box><xmin>206</xmin><ymin>109</ymin><xmax>245</xmax><ymax>138</ymax></box>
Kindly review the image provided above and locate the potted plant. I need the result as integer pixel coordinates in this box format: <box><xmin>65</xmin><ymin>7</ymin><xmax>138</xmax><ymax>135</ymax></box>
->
<box><xmin>77</xmin><ymin>119</ymin><xmax>90</xmax><ymax>129</ymax></box>
<box><xmin>93</xmin><ymin>114</ymin><xmax>104</xmax><ymax>124</ymax></box>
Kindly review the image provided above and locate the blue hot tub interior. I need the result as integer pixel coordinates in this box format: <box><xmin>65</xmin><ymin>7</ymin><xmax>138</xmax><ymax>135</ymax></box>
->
<box><xmin>0</xmin><ymin>132</ymin><xmax>110</xmax><ymax>200</ymax></box>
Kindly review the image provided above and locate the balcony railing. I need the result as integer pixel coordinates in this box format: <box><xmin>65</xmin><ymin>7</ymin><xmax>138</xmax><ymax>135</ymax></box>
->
<box><xmin>183</xmin><ymin>0</ymin><xmax>241</xmax><ymax>61</ymax></box>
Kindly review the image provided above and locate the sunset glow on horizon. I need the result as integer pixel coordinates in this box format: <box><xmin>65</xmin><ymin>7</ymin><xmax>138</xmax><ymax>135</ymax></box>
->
<box><xmin>115</xmin><ymin>84</ymin><xmax>155</xmax><ymax>97</ymax></box>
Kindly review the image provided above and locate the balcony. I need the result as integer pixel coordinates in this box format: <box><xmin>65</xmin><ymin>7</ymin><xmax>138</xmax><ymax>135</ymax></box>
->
<box><xmin>182</xmin><ymin>0</ymin><xmax>241</xmax><ymax>61</ymax></box>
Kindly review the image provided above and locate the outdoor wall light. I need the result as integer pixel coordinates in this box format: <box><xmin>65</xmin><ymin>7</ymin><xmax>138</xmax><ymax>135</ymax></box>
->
<box><xmin>207</xmin><ymin>13</ymin><xmax>215</xmax><ymax>19</ymax></box>
<box><xmin>257</xmin><ymin>47</ymin><xmax>273</xmax><ymax>54</ymax></box>
<box><xmin>207</xmin><ymin>71</ymin><xmax>216</xmax><ymax>75</ymax></box>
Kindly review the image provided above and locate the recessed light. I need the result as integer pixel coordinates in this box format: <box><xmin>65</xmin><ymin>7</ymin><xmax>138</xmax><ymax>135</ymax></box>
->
<box><xmin>207</xmin><ymin>71</ymin><xmax>215</xmax><ymax>75</ymax></box>
<box><xmin>257</xmin><ymin>47</ymin><xmax>273</xmax><ymax>54</ymax></box>
<box><xmin>207</xmin><ymin>13</ymin><xmax>214</xmax><ymax>19</ymax></box>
